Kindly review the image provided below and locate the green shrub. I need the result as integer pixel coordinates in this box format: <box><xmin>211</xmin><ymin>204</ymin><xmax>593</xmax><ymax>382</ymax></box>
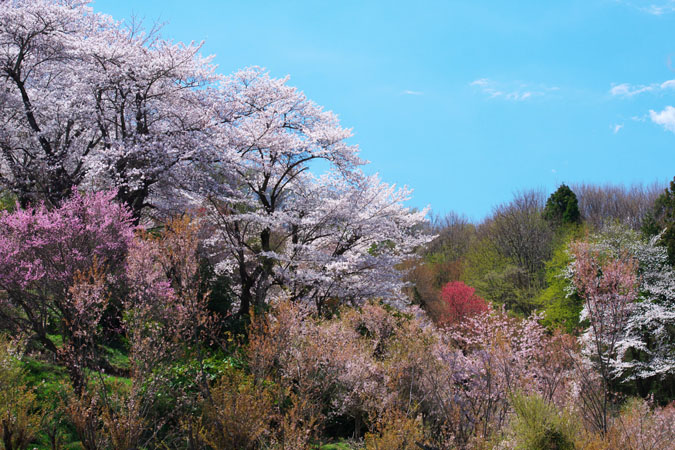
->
<box><xmin>506</xmin><ymin>392</ymin><xmax>577</xmax><ymax>450</ymax></box>
<box><xmin>198</xmin><ymin>368</ymin><xmax>276</xmax><ymax>450</ymax></box>
<box><xmin>364</xmin><ymin>410</ymin><xmax>426</xmax><ymax>450</ymax></box>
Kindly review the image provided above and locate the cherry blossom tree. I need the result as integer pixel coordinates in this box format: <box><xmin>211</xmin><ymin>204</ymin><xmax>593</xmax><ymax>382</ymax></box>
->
<box><xmin>0</xmin><ymin>0</ymin><xmax>216</xmax><ymax>216</ymax></box>
<box><xmin>204</xmin><ymin>68</ymin><xmax>430</xmax><ymax>316</ymax></box>
<box><xmin>569</xmin><ymin>240</ymin><xmax>639</xmax><ymax>432</ymax></box>
<box><xmin>617</xmin><ymin>235</ymin><xmax>675</xmax><ymax>387</ymax></box>
<box><xmin>568</xmin><ymin>225</ymin><xmax>675</xmax><ymax>401</ymax></box>
<box><xmin>441</xmin><ymin>307</ymin><xmax>575</xmax><ymax>439</ymax></box>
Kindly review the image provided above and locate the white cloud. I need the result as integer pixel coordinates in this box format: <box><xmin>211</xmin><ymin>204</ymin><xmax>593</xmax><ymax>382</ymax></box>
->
<box><xmin>644</xmin><ymin>2</ymin><xmax>675</xmax><ymax>14</ymax></box>
<box><xmin>507</xmin><ymin>91</ymin><xmax>532</xmax><ymax>101</ymax></box>
<box><xmin>650</xmin><ymin>106</ymin><xmax>675</xmax><ymax>132</ymax></box>
<box><xmin>612</xmin><ymin>124</ymin><xmax>625</xmax><ymax>133</ymax></box>
<box><xmin>619</xmin><ymin>1</ymin><xmax>675</xmax><ymax>15</ymax></box>
<box><xmin>402</xmin><ymin>90</ymin><xmax>423</xmax><ymax>96</ymax></box>
<box><xmin>645</xmin><ymin>5</ymin><xmax>672</xmax><ymax>14</ymax></box>
<box><xmin>610</xmin><ymin>79</ymin><xmax>675</xmax><ymax>97</ymax></box>
<box><xmin>610</xmin><ymin>83</ymin><xmax>654</xmax><ymax>96</ymax></box>
<box><xmin>470</xmin><ymin>78</ymin><xmax>550</xmax><ymax>101</ymax></box>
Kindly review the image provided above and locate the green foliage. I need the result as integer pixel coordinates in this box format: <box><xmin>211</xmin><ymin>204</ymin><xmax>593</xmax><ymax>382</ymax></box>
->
<box><xmin>199</xmin><ymin>259</ymin><xmax>236</xmax><ymax>317</ymax></box>
<box><xmin>0</xmin><ymin>338</ymin><xmax>44</xmax><ymax>450</ymax></box>
<box><xmin>544</xmin><ymin>184</ymin><xmax>581</xmax><ymax>227</ymax></box>
<box><xmin>21</xmin><ymin>357</ymin><xmax>69</xmax><ymax>406</ymax></box>
<box><xmin>167</xmin><ymin>352</ymin><xmax>243</xmax><ymax>393</ymax></box>
<box><xmin>198</xmin><ymin>258</ymin><xmax>248</xmax><ymax>336</ymax></box>
<box><xmin>0</xmin><ymin>191</ymin><xmax>16</xmax><ymax>212</ymax></box>
<box><xmin>462</xmin><ymin>237</ymin><xmax>539</xmax><ymax>315</ymax></box>
<box><xmin>103</xmin><ymin>345</ymin><xmax>131</xmax><ymax>373</ymax></box>
<box><xmin>539</xmin><ymin>227</ymin><xmax>584</xmax><ymax>333</ymax></box>
<box><xmin>20</xmin><ymin>357</ymin><xmax>79</xmax><ymax>449</ymax></box>
<box><xmin>642</xmin><ymin>176</ymin><xmax>675</xmax><ymax>265</ymax></box>
<box><xmin>506</xmin><ymin>392</ymin><xmax>577</xmax><ymax>450</ymax></box>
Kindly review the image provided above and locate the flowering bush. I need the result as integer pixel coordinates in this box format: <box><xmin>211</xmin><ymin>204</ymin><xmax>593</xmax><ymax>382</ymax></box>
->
<box><xmin>248</xmin><ymin>299</ymin><xmax>577</xmax><ymax>448</ymax></box>
<box><xmin>248</xmin><ymin>300</ymin><xmax>391</xmax><ymax>436</ymax></box>
<box><xmin>439</xmin><ymin>281</ymin><xmax>489</xmax><ymax>325</ymax></box>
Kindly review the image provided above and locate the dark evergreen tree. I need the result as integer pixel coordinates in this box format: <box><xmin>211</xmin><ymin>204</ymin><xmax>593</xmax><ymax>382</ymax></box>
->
<box><xmin>543</xmin><ymin>184</ymin><xmax>581</xmax><ymax>227</ymax></box>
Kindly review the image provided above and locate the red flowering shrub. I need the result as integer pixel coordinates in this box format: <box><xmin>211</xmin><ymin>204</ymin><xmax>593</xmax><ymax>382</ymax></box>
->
<box><xmin>440</xmin><ymin>281</ymin><xmax>489</xmax><ymax>325</ymax></box>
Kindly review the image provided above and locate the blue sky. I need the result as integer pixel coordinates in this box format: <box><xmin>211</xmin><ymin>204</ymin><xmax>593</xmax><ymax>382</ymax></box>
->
<box><xmin>93</xmin><ymin>0</ymin><xmax>675</xmax><ymax>220</ymax></box>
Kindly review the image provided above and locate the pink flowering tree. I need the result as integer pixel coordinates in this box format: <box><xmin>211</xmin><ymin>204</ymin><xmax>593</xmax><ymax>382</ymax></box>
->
<box><xmin>124</xmin><ymin>217</ymin><xmax>216</xmax><ymax>377</ymax></box>
<box><xmin>439</xmin><ymin>307</ymin><xmax>575</xmax><ymax>441</ymax></box>
<box><xmin>569</xmin><ymin>241</ymin><xmax>639</xmax><ymax>432</ymax></box>
<box><xmin>56</xmin><ymin>216</ymin><xmax>217</xmax><ymax>450</ymax></box>
<box><xmin>0</xmin><ymin>189</ymin><xmax>134</xmax><ymax>390</ymax></box>
<box><xmin>79</xmin><ymin>218</ymin><xmax>219</xmax><ymax>448</ymax></box>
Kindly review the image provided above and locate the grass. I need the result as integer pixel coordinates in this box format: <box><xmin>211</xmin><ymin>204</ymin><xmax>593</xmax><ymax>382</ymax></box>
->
<box><xmin>22</xmin><ymin>355</ymin><xmax>69</xmax><ymax>405</ymax></box>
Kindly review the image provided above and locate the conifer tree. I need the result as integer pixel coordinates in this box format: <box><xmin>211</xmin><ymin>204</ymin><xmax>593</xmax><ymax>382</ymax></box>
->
<box><xmin>544</xmin><ymin>184</ymin><xmax>581</xmax><ymax>227</ymax></box>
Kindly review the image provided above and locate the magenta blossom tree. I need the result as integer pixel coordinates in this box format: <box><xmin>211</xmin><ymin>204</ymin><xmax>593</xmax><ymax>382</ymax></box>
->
<box><xmin>0</xmin><ymin>189</ymin><xmax>134</xmax><ymax>390</ymax></box>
